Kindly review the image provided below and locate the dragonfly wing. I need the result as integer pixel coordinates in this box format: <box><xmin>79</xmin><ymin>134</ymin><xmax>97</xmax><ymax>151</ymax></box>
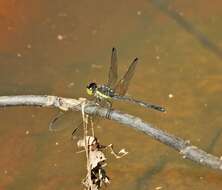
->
<box><xmin>107</xmin><ymin>47</ymin><xmax>118</xmax><ymax>88</ymax></box>
<box><xmin>115</xmin><ymin>57</ymin><xmax>138</xmax><ymax>96</ymax></box>
<box><xmin>49</xmin><ymin>111</ymin><xmax>81</xmax><ymax>132</ymax></box>
<box><xmin>72</xmin><ymin>114</ymin><xmax>101</xmax><ymax>140</ymax></box>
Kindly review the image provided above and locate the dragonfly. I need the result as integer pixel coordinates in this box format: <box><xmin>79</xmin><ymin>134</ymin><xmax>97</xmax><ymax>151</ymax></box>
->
<box><xmin>49</xmin><ymin>48</ymin><xmax>165</xmax><ymax>132</ymax></box>
<box><xmin>86</xmin><ymin>47</ymin><xmax>165</xmax><ymax>113</ymax></box>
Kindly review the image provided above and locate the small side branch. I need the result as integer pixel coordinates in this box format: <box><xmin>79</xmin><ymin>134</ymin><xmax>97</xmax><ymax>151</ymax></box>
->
<box><xmin>0</xmin><ymin>95</ymin><xmax>221</xmax><ymax>171</ymax></box>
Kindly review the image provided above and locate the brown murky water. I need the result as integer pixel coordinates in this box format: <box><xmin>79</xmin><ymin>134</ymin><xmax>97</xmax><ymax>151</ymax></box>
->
<box><xmin>1</xmin><ymin>0</ymin><xmax>222</xmax><ymax>189</ymax></box>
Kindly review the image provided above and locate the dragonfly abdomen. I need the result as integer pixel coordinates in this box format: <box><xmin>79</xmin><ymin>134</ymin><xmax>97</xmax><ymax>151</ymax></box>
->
<box><xmin>112</xmin><ymin>95</ymin><xmax>165</xmax><ymax>112</ymax></box>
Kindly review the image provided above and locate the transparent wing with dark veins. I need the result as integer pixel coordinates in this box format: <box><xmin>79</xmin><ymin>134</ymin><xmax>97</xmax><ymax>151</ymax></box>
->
<box><xmin>114</xmin><ymin>57</ymin><xmax>138</xmax><ymax>96</ymax></box>
<box><xmin>107</xmin><ymin>47</ymin><xmax>118</xmax><ymax>88</ymax></box>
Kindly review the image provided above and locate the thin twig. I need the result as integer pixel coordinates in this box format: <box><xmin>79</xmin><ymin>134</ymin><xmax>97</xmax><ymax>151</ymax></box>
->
<box><xmin>0</xmin><ymin>95</ymin><xmax>222</xmax><ymax>171</ymax></box>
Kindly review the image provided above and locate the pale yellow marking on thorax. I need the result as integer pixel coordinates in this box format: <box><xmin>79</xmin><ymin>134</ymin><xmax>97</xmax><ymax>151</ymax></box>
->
<box><xmin>95</xmin><ymin>90</ymin><xmax>111</xmax><ymax>99</ymax></box>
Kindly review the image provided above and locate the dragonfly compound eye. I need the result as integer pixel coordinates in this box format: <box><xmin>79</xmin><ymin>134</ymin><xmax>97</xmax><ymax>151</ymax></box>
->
<box><xmin>86</xmin><ymin>82</ymin><xmax>97</xmax><ymax>95</ymax></box>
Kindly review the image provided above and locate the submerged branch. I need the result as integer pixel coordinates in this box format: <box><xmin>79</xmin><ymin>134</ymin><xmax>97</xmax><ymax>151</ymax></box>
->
<box><xmin>0</xmin><ymin>95</ymin><xmax>222</xmax><ymax>171</ymax></box>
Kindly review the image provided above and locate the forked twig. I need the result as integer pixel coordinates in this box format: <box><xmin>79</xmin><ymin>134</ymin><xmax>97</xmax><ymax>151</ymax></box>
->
<box><xmin>0</xmin><ymin>95</ymin><xmax>222</xmax><ymax>171</ymax></box>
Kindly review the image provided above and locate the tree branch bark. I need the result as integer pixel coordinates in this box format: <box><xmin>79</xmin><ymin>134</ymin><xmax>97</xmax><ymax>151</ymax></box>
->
<box><xmin>0</xmin><ymin>95</ymin><xmax>221</xmax><ymax>171</ymax></box>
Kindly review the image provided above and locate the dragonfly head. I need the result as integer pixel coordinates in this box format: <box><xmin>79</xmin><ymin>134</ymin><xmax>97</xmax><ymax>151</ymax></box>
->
<box><xmin>86</xmin><ymin>82</ymin><xmax>97</xmax><ymax>96</ymax></box>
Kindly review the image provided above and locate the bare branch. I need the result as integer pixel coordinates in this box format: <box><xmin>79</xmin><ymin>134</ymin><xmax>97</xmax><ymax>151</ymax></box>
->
<box><xmin>0</xmin><ymin>95</ymin><xmax>222</xmax><ymax>171</ymax></box>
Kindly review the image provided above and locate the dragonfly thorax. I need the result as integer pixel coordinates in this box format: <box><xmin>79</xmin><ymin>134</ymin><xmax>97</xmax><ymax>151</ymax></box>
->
<box><xmin>95</xmin><ymin>85</ymin><xmax>115</xmax><ymax>100</ymax></box>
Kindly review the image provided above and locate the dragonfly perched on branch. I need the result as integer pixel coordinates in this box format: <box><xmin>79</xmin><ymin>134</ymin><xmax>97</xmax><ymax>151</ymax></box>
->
<box><xmin>49</xmin><ymin>47</ymin><xmax>165</xmax><ymax>132</ymax></box>
<box><xmin>86</xmin><ymin>47</ymin><xmax>165</xmax><ymax>113</ymax></box>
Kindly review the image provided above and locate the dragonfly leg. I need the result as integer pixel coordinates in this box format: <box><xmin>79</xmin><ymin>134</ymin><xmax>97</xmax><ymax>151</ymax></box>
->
<box><xmin>95</xmin><ymin>97</ymin><xmax>102</xmax><ymax>105</ymax></box>
<box><xmin>105</xmin><ymin>100</ymin><xmax>113</xmax><ymax>119</ymax></box>
<box><xmin>94</xmin><ymin>98</ymin><xmax>113</xmax><ymax>119</ymax></box>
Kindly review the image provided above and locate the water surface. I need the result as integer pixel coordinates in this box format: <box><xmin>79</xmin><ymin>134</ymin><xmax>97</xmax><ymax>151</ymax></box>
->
<box><xmin>0</xmin><ymin>0</ymin><xmax>222</xmax><ymax>189</ymax></box>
